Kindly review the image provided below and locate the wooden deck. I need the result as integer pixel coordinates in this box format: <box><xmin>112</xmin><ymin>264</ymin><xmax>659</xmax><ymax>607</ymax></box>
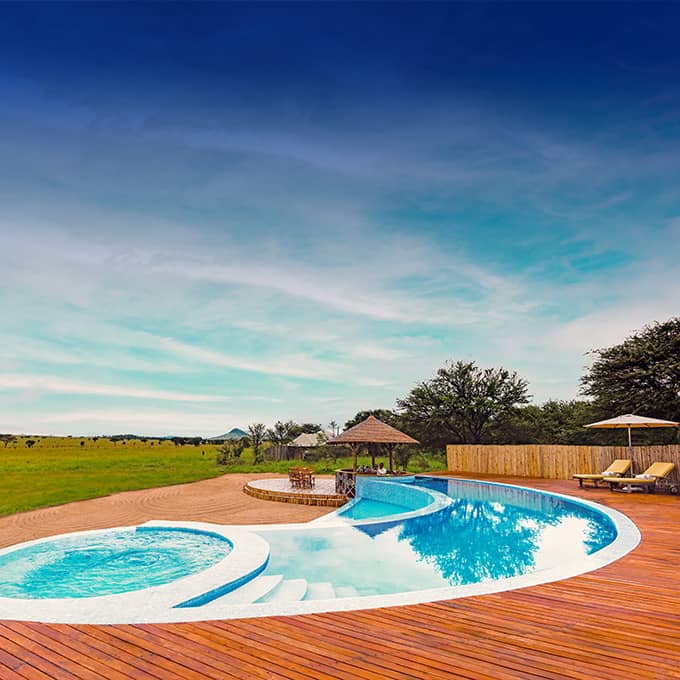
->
<box><xmin>2</xmin><ymin>476</ymin><xmax>680</xmax><ymax>679</ymax></box>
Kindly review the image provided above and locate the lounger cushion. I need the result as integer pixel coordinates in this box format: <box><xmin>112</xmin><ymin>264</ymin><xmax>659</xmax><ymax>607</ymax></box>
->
<box><xmin>608</xmin><ymin>477</ymin><xmax>656</xmax><ymax>484</ymax></box>
<box><xmin>644</xmin><ymin>462</ymin><xmax>675</xmax><ymax>478</ymax></box>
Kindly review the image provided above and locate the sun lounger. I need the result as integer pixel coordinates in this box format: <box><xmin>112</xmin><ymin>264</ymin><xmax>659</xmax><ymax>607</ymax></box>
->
<box><xmin>572</xmin><ymin>459</ymin><xmax>632</xmax><ymax>488</ymax></box>
<box><xmin>605</xmin><ymin>462</ymin><xmax>676</xmax><ymax>493</ymax></box>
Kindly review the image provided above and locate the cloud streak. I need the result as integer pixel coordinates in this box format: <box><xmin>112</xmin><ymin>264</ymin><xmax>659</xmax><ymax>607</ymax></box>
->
<box><xmin>2</xmin><ymin>5</ymin><xmax>680</xmax><ymax>434</ymax></box>
<box><xmin>0</xmin><ymin>375</ymin><xmax>226</xmax><ymax>403</ymax></box>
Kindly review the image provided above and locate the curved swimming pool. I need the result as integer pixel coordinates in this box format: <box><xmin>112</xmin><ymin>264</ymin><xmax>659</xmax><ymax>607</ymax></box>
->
<box><xmin>0</xmin><ymin>476</ymin><xmax>640</xmax><ymax>624</ymax></box>
<box><xmin>257</xmin><ymin>476</ymin><xmax>621</xmax><ymax>597</ymax></box>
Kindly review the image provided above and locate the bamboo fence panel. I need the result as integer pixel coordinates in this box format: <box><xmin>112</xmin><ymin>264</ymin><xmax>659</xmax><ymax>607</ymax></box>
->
<box><xmin>446</xmin><ymin>443</ymin><xmax>680</xmax><ymax>480</ymax></box>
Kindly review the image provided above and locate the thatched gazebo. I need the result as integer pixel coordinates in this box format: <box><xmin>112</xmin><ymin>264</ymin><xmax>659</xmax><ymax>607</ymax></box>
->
<box><xmin>329</xmin><ymin>415</ymin><xmax>419</xmax><ymax>473</ymax></box>
<box><xmin>329</xmin><ymin>416</ymin><xmax>419</xmax><ymax>497</ymax></box>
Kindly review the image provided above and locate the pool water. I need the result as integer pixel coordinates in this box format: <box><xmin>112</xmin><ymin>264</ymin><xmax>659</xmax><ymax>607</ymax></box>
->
<box><xmin>255</xmin><ymin>477</ymin><xmax>618</xmax><ymax>598</ymax></box>
<box><xmin>0</xmin><ymin>527</ymin><xmax>232</xmax><ymax>599</ymax></box>
<box><xmin>339</xmin><ymin>498</ymin><xmax>413</xmax><ymax>520</ymax></box>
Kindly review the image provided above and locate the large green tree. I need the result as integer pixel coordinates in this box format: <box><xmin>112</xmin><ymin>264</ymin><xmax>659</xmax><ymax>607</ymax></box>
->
<box><xmin>581</xmin><ymin>317</ymin><xmax>680</xmax><ymax>433</ymax></box>
<box><xmin>494</xmin><ymin>400</ymin><xmax>603</xmax><ymax>445</ymax></box>
<box><xmin>397</xmin><ymin>360</ymin><xmax>530</xmax><ymax>447</ymax></box>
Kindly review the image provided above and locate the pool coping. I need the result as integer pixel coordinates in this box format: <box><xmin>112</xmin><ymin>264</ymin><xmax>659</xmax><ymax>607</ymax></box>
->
<box><xmin>0</xmin><ymin>476</ymin><xmax>641</xmax><ymax>624</ymax></box>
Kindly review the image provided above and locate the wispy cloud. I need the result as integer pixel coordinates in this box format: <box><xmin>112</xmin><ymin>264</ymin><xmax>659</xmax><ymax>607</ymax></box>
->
<box><xmin>3</xmin><ymin>23</ymin><xmax>680</xmax><ymax>436</ymax></box>
<box><xmin>0</xmin><ymin>375</ymin><xmax>226</xmax><ymax>403</ymax></box>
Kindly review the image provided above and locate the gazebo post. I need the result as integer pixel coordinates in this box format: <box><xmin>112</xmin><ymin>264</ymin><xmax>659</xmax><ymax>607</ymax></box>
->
<box><xmin>351</xmin><ymin>443</ymin><xmax>359</xmax><ymax>473</ymax></box>
<box><xmin>387</xmin><ymin>443</ymin><xmax>395</xmax><ymax>472</ymax></box>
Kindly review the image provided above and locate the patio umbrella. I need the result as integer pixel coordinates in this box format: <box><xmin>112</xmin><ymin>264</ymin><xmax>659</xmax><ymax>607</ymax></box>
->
<box><xmin>584</xmin><ymin>413</ymin><xmax>679</xmax><ymax>450</ymax></box>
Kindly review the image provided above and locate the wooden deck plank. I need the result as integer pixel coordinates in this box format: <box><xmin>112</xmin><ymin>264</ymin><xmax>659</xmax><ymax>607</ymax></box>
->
<box><xmin>105</xmin><ymin>624</ymin><xmax>253</xmax><ymax>680</ymax></box>
<box><xmin>134</xmin><ymin>621</ymin><xmax>322</xmax><ymax>680</ymax></box>
<box><xmin>0</xmin><ymin>623</ymin><xmax>98</xmax><ymax>679</ymax></box>
<box><xmin>218</xmin><ymin>617</ymin><xmax>469</xmax><ymax>680</ymax></box>
<box><xmin>9</xmin><ymin>622</ymin><xmax>136</xmax><ymax>680</ymax></box>
<box><xmin>270</xmin><ymin>615</ymin><xmax>525</xmax><ymax>680</ymax></box>
<box><xmin>2</xmin><ymin>476</ymin><xmax>680</xmax><ymax>679</ymax></box>
<box><xmin>306</xmin><ymin>608</ymin><xmax>596</xmax><ymax>680</ymax></box>
<box><xmin>210</xmin><ymin>617</ymin><xmax>458</xmax><ymax>680</ymax></box>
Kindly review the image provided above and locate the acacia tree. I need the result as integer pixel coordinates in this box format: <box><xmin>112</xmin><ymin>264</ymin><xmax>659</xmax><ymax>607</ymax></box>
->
<box><xmin>581</xmin><ymin>317</ymin><xmax>680</xmax><ymax>433</ymax></box>
<box><xmin>0</xmin><ymin>434</ymin><xmax>16</xmax><ymax>447</ymax></box>
<box><xmin>248</xmin><ymin>423</ymin><xmax>267</xmax><ymax>464</ymax></box>
<box><xmin>288</xmin><ymin>422</ymin><xmax>322</xmax><ymax>438</ymax></box>
<box><xmin>267</xmin><ymin>421</ymin><xmax>295</xmax><ymax>446</ymax></box>
<box><xmin>397</xmin><ymin>360</ymin><xmax>530</xmax><ymax>447</ymax></box>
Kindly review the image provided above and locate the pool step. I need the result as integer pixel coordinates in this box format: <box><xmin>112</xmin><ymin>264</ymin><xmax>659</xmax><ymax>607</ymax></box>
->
<box><xmin>199</xmin><ymin>575</ymin><xmax>283</xmax><ymax>607</ymax></box>
<box><xmin>257</xmin><ymin>578</ymin><xmax>308</xmax><ymax>603</ymax></box>
<box><xmin>334</xmin><ymin>585</ymin><xmax>359</xmax><ymax>598</ymax></box>
<box><xmin>304</xmin><ymin>582</ymin><xmax>336</xmax><ymax>600</ymax></box>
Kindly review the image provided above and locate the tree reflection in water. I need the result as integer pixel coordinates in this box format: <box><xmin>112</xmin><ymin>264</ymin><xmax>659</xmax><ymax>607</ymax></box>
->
<box><xmin>395</xmin><ymin>479</ymin><xmax>616</xmax><ymax>586</ymax></box>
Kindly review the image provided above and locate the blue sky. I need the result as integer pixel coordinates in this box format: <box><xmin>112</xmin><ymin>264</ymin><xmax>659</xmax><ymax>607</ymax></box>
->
<box><xmin>2</xmin><ymin>2</ymin><xmax>680</xmax><ymax>436</ymax></box>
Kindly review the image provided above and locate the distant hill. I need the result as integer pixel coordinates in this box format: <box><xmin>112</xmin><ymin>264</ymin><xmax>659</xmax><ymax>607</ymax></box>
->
<box><xmin>208</xmin><ymin>428</ymin><xmax>248</xmax><ymax>441</ymax></box>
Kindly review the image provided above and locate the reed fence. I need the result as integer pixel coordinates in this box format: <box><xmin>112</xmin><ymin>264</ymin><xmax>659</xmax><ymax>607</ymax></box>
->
<box><xmin>446</xmin><ymin>443</ymin><xmax>680</xmax><ymax>480</ymax></box>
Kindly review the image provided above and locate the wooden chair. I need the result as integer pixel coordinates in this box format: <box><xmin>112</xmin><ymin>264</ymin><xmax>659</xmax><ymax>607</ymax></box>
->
<box><xmin>288</xmin><ymin>468</ymin><xmax>303</xmax><ymax>489</ymax></box>
<box><xmin>298</xmin><ymin>467</ymin><xmax>315</xmax><ymax>489</ymax></box>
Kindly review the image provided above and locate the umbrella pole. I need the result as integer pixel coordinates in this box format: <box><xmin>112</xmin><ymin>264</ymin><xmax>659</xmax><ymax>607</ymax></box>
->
<box><xmin>627</xmin><ymin>426</ymin><xmax>634</xmax><ymax>473</ymax></box>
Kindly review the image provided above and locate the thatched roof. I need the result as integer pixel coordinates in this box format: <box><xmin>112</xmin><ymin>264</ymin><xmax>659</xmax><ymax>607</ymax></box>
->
<box><xmin>289</xmin><ymin>431</ymin><xmax>331</xmax><ymax>447</ymax></box>
<box><xmin>329</xmin><ymin>416</ymin><xmax>418</xmax><ymax>445</ymax></box>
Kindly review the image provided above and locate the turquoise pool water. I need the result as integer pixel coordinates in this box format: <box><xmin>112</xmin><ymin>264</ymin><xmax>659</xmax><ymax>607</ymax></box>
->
<box><xmin>339</xmin><ymin>498</ymin><xmax>413</xmax><ymax>520</ymax></box>
<box><xmin>0</xmin><ymin>527</ymin><xmax>232</xmax><ymax>599</ymax></box>
<box><xmin>255</xmin><ymin>477</ymin><xmax>618</xmax><ymax>598</ymax></box>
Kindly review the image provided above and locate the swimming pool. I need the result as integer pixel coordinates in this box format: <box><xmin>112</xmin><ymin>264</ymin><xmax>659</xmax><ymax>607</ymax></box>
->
<box><xmin>255</xmin><ymin>477</ymin><xmax>619</xmax><ymax>598</ymax></box>
<box><xmin>0</xmin><ymin>527</ymin><xmax>233</xmax><ymax>599</ymax></box>
<box><xmin>0</xmin><ymin>476</ymin><xmax>640</xmax><ymax>624</ymax></box>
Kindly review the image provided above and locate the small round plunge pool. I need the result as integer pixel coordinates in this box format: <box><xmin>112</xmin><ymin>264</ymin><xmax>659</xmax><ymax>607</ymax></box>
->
<box><xmin>0</xmin><ymin>526</ymin><xmax>233</xmax><ymax>599</ymax></box>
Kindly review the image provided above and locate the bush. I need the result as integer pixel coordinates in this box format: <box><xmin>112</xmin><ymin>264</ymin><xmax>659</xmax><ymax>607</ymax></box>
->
<box><xmin>216</xmin><ymin>440</ymin><xmax>246</xmax><ymax>466</ymax></box>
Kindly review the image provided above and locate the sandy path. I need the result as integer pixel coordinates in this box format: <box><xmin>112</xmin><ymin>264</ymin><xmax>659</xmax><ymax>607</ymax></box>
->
<box><xmin>0</xmin><ymin>473</ymin><xmax>332</xmax><ymax>549</ymax></box>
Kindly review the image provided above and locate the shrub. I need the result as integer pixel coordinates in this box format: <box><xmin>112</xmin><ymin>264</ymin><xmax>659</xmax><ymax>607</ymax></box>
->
<box><xmin>216</xmin><ymin>440</ymin><xmax>246</xmax><ymax>466</ymax></box>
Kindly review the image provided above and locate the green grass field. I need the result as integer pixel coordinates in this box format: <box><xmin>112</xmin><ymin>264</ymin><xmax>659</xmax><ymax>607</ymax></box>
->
<box><xmin>0</xmin><ymin>437</ymin><xmax>227</xmax><ymax>517</ymax></box>
<box><xmin>0</xmin><ymin>436</ymin><xmax>444</xmax><ymax>517</ymax></box>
